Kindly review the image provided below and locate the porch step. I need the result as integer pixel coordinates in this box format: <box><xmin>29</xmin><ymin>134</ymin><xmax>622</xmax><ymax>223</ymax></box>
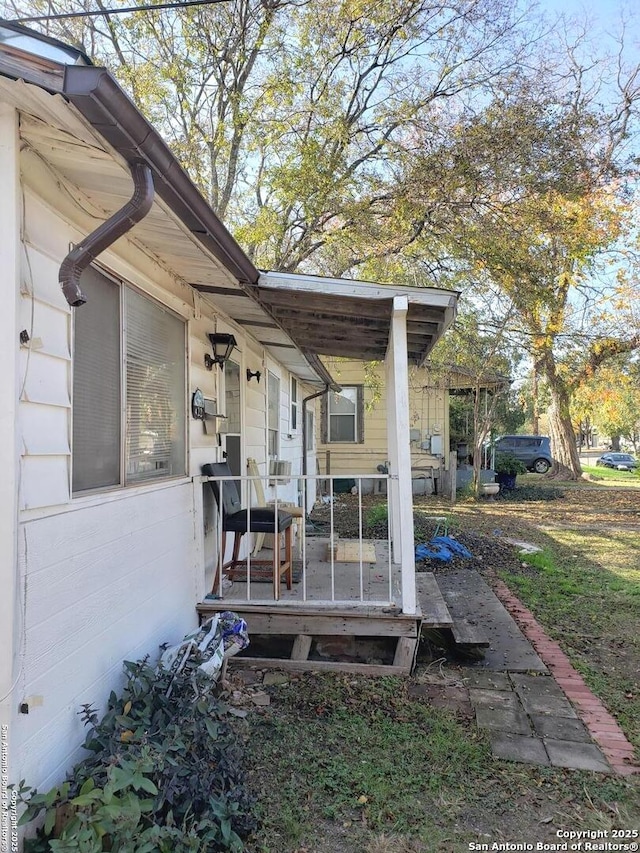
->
<box><xmin>197</xmin><ymin>602</ymin><xmax>418</xmax><ymax>636</ymax></box>
<box><xmin>416</xmin><ymin>572</ymin><xmax>454</xmax><ymax>628</ymax></box>
<box><xmin>433</xmin><ymin>574</ymin><xmax>491</xmax><ymax>650</ymax></box>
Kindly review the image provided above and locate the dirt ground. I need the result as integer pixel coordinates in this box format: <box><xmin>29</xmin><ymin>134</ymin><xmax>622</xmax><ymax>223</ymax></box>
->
<box><xmin>309</xmin><ymin>478</ymin><xmax>640</xmax><ymax>690</ymax></box>
<box><xmin>238</xmin><ymin>479</ymin><xmax>640</xmax><ymax>852</ymax></box>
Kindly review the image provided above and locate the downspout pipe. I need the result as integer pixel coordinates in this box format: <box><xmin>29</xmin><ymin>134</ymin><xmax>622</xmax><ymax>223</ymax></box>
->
<box><xmin>302</xmin><ymin>385</ymin><xmax>333</xmax><ymax>479</ymax></box>
<box><xmin>59</xmin><ymin>160</ymin><xmax>154</xmax><ymax>306</ymax></box>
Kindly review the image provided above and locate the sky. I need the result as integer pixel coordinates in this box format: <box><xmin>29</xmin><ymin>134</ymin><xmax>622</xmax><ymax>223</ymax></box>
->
<box><xmin>537</xmin><ymin>0</ymin><xmax>639</xmax><ymax>37</ymax></box>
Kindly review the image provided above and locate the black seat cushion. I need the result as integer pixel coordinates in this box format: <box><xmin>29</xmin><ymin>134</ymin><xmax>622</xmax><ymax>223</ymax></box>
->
<box><xmin>224</xmin><ymin>508</ymin><xmax>293</xmax><ymax>534</ymax></box>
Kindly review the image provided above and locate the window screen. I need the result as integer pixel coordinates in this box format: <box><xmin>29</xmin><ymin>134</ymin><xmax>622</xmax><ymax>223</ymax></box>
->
<box><xmin>73</xmin><ymin>266</ymin><xmax>186</xmax><ymax>492</ymax></box>
<box><xmin>72</xmin><ymin>267</ymin><xmax>121</xmax><ymax>492</ymax></box>
<box><xmin>125</xmin><ymin>288</ymin><xmax>186</xmax><ymax>483</ymax></box>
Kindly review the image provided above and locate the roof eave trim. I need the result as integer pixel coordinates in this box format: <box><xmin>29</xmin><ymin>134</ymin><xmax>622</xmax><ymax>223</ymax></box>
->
<box><xmin>61</xmin><ymin>65</ymin><xmax>260</xmax><ymax>288</ymax></box>
<box><xmin>301</xmin><ymin>350</ymin><xmax>341</xmax><ymax>391</ymax></box>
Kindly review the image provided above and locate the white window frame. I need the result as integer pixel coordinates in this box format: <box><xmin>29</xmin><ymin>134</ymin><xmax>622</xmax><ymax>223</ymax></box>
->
<box><xmin>267</xmin><ymin>370</ymin><xmax>281</xmax><ymax>459</ymax></box>
<box><xmin>290</xmin><ymin>376</ymin><xmax>299</xmax><ymax>432</ymax></box>
<box><xmin>72</xmin><ymin>264</ymin><xmax>187</xmax><ymax>494</ymax></box>
<box><xmin>327</xmin><ymin>385</ymin><xmax>362</xmax><ymax>444</ymax></box>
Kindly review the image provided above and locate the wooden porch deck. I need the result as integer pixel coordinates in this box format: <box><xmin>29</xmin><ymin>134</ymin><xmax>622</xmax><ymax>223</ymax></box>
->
<box><xmin>196</xmin><ymin>562</ymin><xmax>453</xmax><ymax>675</ymax></box>
<box><xmin>210</xmin><ymin>537</ymin><xmax>399</xmax><ymax>606</ymax></box>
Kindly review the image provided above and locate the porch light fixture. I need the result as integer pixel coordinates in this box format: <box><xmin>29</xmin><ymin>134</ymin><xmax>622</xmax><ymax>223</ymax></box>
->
<box><xmin>246</xmin><ymin>368</ymin><xmax>262</xmax><ymax>383</ymax></box>
<box><xmin>204</xmin><ymin>332</ymin><xmax>237</xmax><ymax>370</ymax></box>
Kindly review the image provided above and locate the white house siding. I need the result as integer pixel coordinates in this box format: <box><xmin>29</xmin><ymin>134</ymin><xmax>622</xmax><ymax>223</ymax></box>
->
<box><xmin>188</xmin><ymin>312</ymin><xmax>226</xmax><ymax>476</ymax></box>
<box><xmin>6</xmin><ymin>98</ymin><xmax>326</xmax><ymax>792</ymax></box>
<box><xmin>15</xmin><ymin>482</ymin><xmax>197</xmax><ymax>791</ymax></box>
<box><xmin>263</xmin><ymin>355</ymin><xmax>309</xmax><ymax>508</ymax></box>
<box><xmin>245</xmin><ymin>339</ymin><xmax>267</xmax><ymax>471</ymax></box>
<box><xmin>0</xmin><ymin>102</ymin><xmax>20</xmax><ymax>792</ymax></box>
<box><xmin>317</xmin><ymin>358</ymin><xmax>448</xmax><ymax>493</ymax></box>
<box><xmin>12</xmin><ymin>158</ymin><xmax>204</xmax><ymax>790</ymax></box>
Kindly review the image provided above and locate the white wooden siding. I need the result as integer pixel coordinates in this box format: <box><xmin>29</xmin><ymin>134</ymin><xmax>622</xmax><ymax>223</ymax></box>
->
<box><xmin>10</xmin><ymin>113</ymin><xmax>321</xmax><ymax>794</ymax></box>
<box><xmin>188</xmin><ymin>314</ymin><xmax>223</xmax><ymax>476</ymax></box>
<box><xmin>15</xmin><ymin>156</ymin><xmax>205</xmax><ymax>789</ymax></box>
<box><xmin>19</xmin><ymin>402</ymin><xmax>69</xmax><ymax>456</ymax></box>
<box><xmin>20</xmin><ymin>195</ymin><xmax>73</xmax><ymax>512</ymax></box>
<box><xmin>245</xmin><ymin>341</ymin><xmax>266</xmax><ymax>470</ymax></box>
<box><xmin>0</xmin><ymin>102</ymin><xmax>20</xmax><ymax>785</ymax></box>
<box><xmin>15</xmin><ymin>482</ymin><xmax>198</xmax><ymax>789</ymax></box>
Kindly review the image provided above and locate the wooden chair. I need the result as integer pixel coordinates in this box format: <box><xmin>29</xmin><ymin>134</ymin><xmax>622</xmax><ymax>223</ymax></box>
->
<box><xmin>202</xmin><ymin>462</ymin><xmax>293</xmax><ymax>600</ymax></box>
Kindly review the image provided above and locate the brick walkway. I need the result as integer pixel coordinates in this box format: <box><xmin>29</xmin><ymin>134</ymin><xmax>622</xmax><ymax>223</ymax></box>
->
<box><xmin>492</xmin><ymin>579</ymin><xmax>639</xmax><ymax>777</ymax></box>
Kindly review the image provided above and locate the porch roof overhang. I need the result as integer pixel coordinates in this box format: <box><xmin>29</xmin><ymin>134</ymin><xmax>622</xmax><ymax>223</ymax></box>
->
<box><xmin>257</xmin><ymin>272</ymin><xmax>459</xmax><ymax>366</ymax></box>
<box><xmin>0</xmin><ymin>21</ymin><xmax>458</xmax><ymax>382</ymax></box>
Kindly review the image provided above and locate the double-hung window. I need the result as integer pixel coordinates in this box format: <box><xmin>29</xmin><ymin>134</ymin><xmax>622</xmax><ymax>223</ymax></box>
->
<box><xmin>290</xmin><ymin>376</ymin><xmax>298</xmax><ymax>432</ymax></box>
<box><xmin>324</xmin><ymin>386</ymin><xmax>364</xmax><ymax>443</ymax></box>
<box><xmin>72</xmin><ymin>265</ymin><xmax>186</xmax><ymax>493</ymax></box>
<box><xmin>267</xmin><ymin>371</ymin><xmax>280</xmax><ymax>458</ymax></box>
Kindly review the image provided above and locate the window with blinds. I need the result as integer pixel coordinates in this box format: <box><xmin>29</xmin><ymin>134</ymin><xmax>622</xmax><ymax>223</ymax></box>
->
<box><xmin>72</xmin><ymin>266</ymin><xmax>121</xmax><ymax>492</ymax></box>
<box><xmin>73</xmin><ymin>266</ymin><xmax>186</xmax><ymax>493</ymax></box>
<box><xmin>125</xmin><ymin>288</ymin><xmax>186</xmax><ymax>483</ymax></box>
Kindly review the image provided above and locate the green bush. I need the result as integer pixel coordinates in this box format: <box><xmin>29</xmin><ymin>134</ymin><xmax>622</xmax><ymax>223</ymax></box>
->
<box><xmin>494</xmin><ymin>452</ymin><xmax>527</xmax><ymax>475</ymax></box>
<box><xmin>365</xmin><ymin>502</ymin><xmax>388</xmax><ymax>530</ymax></box>
<box><xmin>14</xmin><ymin>655</ymin><xmax>255</xmax><ymax>852</ymax></box>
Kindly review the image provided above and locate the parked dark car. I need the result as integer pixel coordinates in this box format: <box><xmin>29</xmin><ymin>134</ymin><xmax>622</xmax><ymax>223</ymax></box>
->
<box><xmin>493</xmin><ymin>435</ymin><xmax>553</xmax><ymax>474</ymax></box>
<box><xmin>595</xmin><ymin>452</ymin><xmax>638</xmax><ymax>471</ymax></box>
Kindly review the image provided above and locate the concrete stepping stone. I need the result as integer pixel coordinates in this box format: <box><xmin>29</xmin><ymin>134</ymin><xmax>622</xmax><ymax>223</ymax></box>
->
<box><xmin>530</xmin><ymin>715</ymin><xmax>592</xmax><ymax>743</ymax></box>
<box><xmin>544</xmin><ymin>739</ymin><xmax>611</xmax><ymax>772</ymax></box>
<box><xmin>469</xmin><ymin>688</ymin><xmax>522</xmax><ymax>711</ymax></box>
<box><xmin>510</xmin><ymin>673</ymin><xmax>577</xmax><ymax>718</ymax></box>
<box><xmin>475</xmin><ymin>706</ymin><xmax>532</xmax><ymax>735</ymax></box>
<box><xmin>463</xmin><ymin>670</ymin><xmax>512</xmax><ymax>690</ymax></box>
<box><xmin>489</xmin><ymin>733</ymin><xmax>550</xmax><ymax>765</ymax></box>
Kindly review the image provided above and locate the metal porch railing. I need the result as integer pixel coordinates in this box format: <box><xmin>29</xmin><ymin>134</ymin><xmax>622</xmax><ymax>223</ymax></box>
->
<box><xmin>201</xmin><ymin>472</ymin><xmax>398</xmax><ymax>607</ymax></box>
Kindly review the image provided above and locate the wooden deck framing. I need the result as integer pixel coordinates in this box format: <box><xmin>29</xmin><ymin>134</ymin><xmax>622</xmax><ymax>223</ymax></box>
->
<box><xmin>197</xmin><ymin>572</ymin><xmax>453</xmax><ymax>675</ymax></box>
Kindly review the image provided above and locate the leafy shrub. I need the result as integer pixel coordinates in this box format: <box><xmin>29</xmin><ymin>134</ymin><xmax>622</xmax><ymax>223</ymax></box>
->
<box><xmin>494</xmin><ymin>452</ymin><xmax>527</xmax><ymax>475</ymax></box>
<box><xmin>498</xmin><ymin>484</ymin><xmax>565</xmax><ymax>502</ymax></box>
<box><xmin>15</xmin><ymin>655</ymin><xmax>256</xmax><ymax>852</ymax></box>
<box><xmin>365</xmin><ymin>502</ymin><xmax>388</xmax><ymax>528</ymax></box>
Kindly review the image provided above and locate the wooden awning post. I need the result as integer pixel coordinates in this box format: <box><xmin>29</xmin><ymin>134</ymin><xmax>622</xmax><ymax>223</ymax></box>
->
<box><xmin>386</xmin><ymin>295</ymin><xmax>417</xmax><ymax>615</ymax></box>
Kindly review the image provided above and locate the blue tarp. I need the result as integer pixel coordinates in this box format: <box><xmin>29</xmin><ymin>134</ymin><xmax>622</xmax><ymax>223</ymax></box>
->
<box><xmin>415</xmin><ymin>535</ymin><xmax>473</xmax><ymax>562</ymax></box>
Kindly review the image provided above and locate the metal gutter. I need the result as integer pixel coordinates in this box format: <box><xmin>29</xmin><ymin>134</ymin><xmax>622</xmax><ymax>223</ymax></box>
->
<box><xmin>301</xmin><ymin>351</ymin><xmax>341</xmax><ymax>392</ymax></box>
<box><xmin>302</xmin><ymin>386</ymin><xmax>332</xmax><ymax>479</ymax></box>
<box><xmin>0</xmin><ymin>31</ymin><xmax>340</xmax><ymax>387</ymax></box>
<box><xmin>62</xmin><ymin>65</ymin><xmax>261</xmax><ymax>288</ymax></box>
<box><xmin>59</xmin><ymin>161</ymin><xmax>154</xmax><ymax>306</ymax></box>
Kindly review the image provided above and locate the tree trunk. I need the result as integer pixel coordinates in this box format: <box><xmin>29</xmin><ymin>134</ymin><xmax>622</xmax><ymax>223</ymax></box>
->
<box><xmin>532</xmin><ymin>370</ymin><xmax>539</xmax><ymax>435</ymax></box>
<box><xmin>546</xmin><ymin>380</ymin><xmax>582</xmax><ymax>479</ymax></box>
